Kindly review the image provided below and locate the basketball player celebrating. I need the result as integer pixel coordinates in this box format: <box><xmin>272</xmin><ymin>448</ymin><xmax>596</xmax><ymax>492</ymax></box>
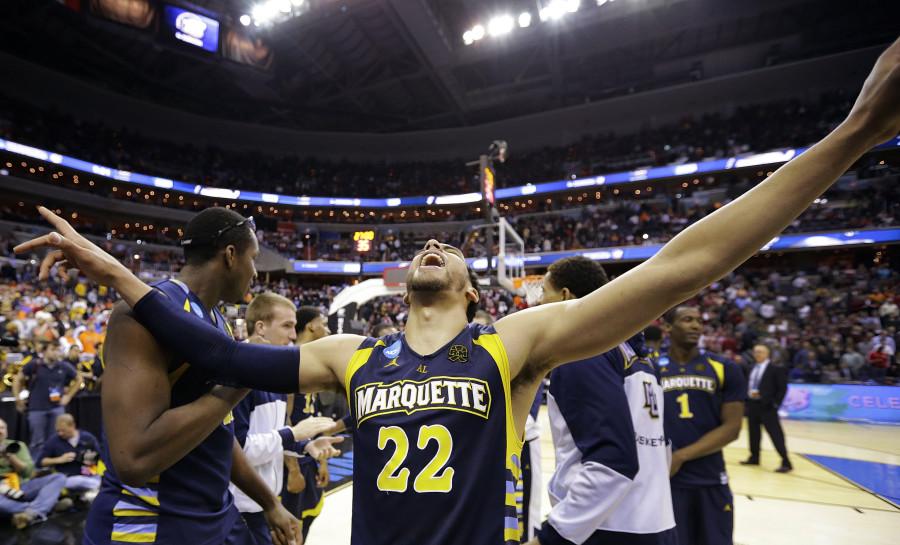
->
<box><xmin>16</xmin><ymin>37</ymin><xmax>900</xmax><ymax>545</ymax></box>
<box><xmin>659</xmin><ymin>306</ymin><xmax>745</xmax><ymax>545</ymax></box>
<box><xmin>53</xmin><ymin>208</ymin><xmax>299</xmax><ymax>545</ymax></box>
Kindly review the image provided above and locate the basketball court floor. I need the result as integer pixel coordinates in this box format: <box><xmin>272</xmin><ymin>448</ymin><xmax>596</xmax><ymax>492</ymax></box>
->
<box><xmin>310</xmin><ymin>415</ymin><xmax>900</xmax><ymax>545</ymax></box>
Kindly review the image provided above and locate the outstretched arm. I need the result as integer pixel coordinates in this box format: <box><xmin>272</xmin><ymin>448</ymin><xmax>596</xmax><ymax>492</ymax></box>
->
<box><xmin>498</xmin><ymin>38</ymin><xmax>900</xmax><ymax>377</ymax></box>
<box><xmin>13</xmin><ymin>210</ymin><xmax>359</xmax><ymax>394</ymax></box>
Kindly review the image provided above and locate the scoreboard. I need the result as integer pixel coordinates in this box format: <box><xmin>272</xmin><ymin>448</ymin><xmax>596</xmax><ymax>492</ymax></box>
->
<box><xmin>354</xmin><ymin>230</ymin><xmax>375</xmax><ymax>253</ymax></box>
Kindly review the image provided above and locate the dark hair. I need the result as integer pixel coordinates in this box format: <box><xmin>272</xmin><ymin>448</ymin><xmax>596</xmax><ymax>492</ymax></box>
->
<box><xmin>372</xmin><ymin>323</ymin><xmax>397</xmax><ymax>338</ymax></box>
<box><xmin>181</xmin><ymin>208</ymin><xmax>255</xmax><ymax>266</ymax></box>
<box><xmin>467</xmin><ymin>268</ymin><xmax>480</xmax><ymax>322</ymax></box>
<box><xmin>546</xmin><ymin>256</ymin><xmax>609</xmax><ymax>299</ymax></box>
<box><xmin>663</xmin><ymin>305</ymin><xmax>698</xmax><ymax>323</ymax></box>
<box><xmin>295</xmin><ymin>306</ymin><xmax>322</xmax><ymax>333</ymax></box>
<box><xmin>644</xmin><ymin>325</ymin><xmax>663</xmax><ymax>342</ymax></box>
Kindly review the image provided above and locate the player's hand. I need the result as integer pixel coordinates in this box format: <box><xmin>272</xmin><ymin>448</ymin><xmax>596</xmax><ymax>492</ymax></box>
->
<box><xmin>315</xmin><ymin>454</ymin><xmax>330</xmax><ymax>488</ymax></box>
<box><xmin>845</xmin><ymin>36</ymin><xmax>900</xmax><ymax>147</ymax></box>
<box><xmin>291</xmin><ymin>417</ymin><xmax>336</xmax><ymax>441</ymax></box>
<box><xmin>304</xmin><ymin>436</ymin><xmax>344</xmax><ymax>461</ymax></box>
<box><xmin>13</xmin><ymin>206</ymin><xmax>151</xmax><ymax>306</ymax></box>
<box><xmin>264</xmin><ymin>502</ymin><xmax>302</xmax><ymax>545</ymax></box>
<box><xmin>669</xmin><ymin>450</ymin><xmax>685</xmax><ymax>477</ymax></box>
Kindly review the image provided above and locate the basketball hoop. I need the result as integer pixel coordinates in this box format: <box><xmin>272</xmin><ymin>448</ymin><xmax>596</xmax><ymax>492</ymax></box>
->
<box><xmin>513</xmin><ymin>275</ymin><xmax>545</xmax><ymax>306</ymax></box>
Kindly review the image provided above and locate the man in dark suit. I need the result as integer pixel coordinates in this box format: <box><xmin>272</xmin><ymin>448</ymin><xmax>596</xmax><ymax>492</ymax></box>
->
<box><xmin>741</xmin><ymin>344</ymin><xmax>792</xmax><ymax>472</ymax></box>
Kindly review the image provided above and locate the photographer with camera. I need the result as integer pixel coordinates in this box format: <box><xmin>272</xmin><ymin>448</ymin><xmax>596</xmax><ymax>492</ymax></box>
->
<box><xmin>0</xmin><ymin>418</ymin><xmax>70</xmax><ymax>529</ymax></box>
<box><xmin>38</xmin><ymin>414</ymin><xmax>101</xmax><ymax>503</ymax></box>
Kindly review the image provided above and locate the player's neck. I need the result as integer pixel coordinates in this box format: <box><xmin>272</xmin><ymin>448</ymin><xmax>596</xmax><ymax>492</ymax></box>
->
<box><xmin>669</xmin><ymin>343</ymin><xmax>699</xmax><ymax>364</ymax></box>
<box><xmin>176</xmin><ymin>266</ymin><xmax>225</xmax><ymax>310</ymax></box>
<box><xmin>405</xmin><ymin>298</ymin><xmax>468</xmax><ymax>355</ymax></box>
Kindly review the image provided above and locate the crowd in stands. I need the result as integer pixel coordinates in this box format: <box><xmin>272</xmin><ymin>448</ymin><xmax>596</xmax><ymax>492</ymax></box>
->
<box><xmin>0</xmin><ymin>90</ymin><xmax>856</xmax><ymax>199</ymax></box>
<box><xmin>686</xmin><ymin>263</ymin><xmax>900</xmax><ymax>384</ymax></box>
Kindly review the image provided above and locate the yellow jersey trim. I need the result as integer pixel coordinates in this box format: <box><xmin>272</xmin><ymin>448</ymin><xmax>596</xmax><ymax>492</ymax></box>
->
<box><xmin>344</xmin><ymin>340</ymin><xmax>386</xmax><ymax>403</ymax></box>
<box><xmin>708</xmin><ymin>358</ymin><xmax>725</xmax><ymax>389</ymax></box>
<box><xmin>111</xmin><ymin>532</ymin><xmax>157</xmax><ymax>543</ymax></box>
<box><xmin>112</xmin><ymin>509</ymin><xmax>159</xmax><ymax>518</ymax></box>
<box><xmin>301</xmin><ymin>494</ymin><xmax>325</xmax><ymax>519</ymax></box>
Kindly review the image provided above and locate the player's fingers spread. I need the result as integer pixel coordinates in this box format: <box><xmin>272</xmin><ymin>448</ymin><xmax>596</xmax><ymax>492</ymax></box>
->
<box><xmin>271</xmin><ymin>527</ymin><xmax>287</xmax><ymax>545</ymax></box>
<box><xmin>37</xmin><ymin>206</ymin><xmax>99</xmax><ymax>250</ymax></box>
<box><xmin>38</xmin><ymin>251</ymin><xmax>61</xmax><ymax>281</ymax></box>
<box><xmin>270</xmin><ymin>530</ymin><xmax>284</xmax><ymax>545</ymax></box>
<box><xmin>13</xmin><ymin>233</ymin><xmax>56</xmax><ymax>254</ymax></box>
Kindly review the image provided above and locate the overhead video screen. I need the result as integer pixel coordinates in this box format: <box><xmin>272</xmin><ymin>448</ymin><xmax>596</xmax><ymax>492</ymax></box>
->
<box><xmin>162</xmin><ymin>5</ymin><xmax>220</xmax><ymax>53</ymax></box>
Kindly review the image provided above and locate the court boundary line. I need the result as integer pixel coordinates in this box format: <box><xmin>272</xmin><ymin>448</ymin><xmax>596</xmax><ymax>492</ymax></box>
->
<box><xmin>800</xmin><ymin>454</ymin><xmax>900</xmax><ymax>511</ymax></box>
<box><xmin>736</xmin><ymin>491</ymin><xmax>898</xmax><ymax>514</ymax></box>
<box><xmin>776</xmin><ymin>432</ymin><xmax>900</xmax><ymax>459</ymax></box>
<box><xmin>325</xmin><ymin>480</ymin><xmax>354</xmax><ymax>497</ymax></box>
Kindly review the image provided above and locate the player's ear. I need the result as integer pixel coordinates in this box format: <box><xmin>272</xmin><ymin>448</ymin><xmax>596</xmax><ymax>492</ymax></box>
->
<box><xmin>223</xmin><ymin>245</ymin><xmax>237</xmax><ymax>269</ymax></box>
<box><xmin>561</xmin><ymin>287</ymin><xmax>575</xmax><ymax>301</ymax></box>
<box><xmin>465</xmin><ymin>286</ymin><xmax>480</xmax><ymax>305</ymax></box>
<box><xmin>403</xmin><ymin>292</ymin><xmax>410</xmax><ymax>305</ymax></box>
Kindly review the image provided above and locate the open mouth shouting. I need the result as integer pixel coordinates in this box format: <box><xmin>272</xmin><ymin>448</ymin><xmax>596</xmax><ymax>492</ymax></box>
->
<box><xmin>420</xmin><ymin>251</ymin><xmax>446</xmax><ymax>269</ymax></box>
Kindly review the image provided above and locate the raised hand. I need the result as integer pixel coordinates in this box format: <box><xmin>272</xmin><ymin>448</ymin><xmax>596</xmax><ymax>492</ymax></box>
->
<box><xmin>290</xmin><ymin>417</ymin><xmax>337</xmax><ymax>442</ymax></box>
<box><xmin>845</xmin><ymin>36</ymin><xmax>900</xmax><ymax>147</ymax></box>
<box><xmin>305</xmin><ymin>436</ymin><xmax>344</xmax><ymax>461</ymax></box>
<box><xmin>13</xmin><ymin>206</ymin><xmax>151</xmax><ymax>306</ymax></box>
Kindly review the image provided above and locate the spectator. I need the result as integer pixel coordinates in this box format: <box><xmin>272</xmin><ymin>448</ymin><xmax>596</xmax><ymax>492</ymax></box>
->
<box><xmin>12</xmin><ymin>342</ymin><xmax>80</xmax><ymax>455</ymax></box>
<box><xmin>879</xmin><ymin>298</ymin><xmax>899</xmax><ymax>325</ymax></box>
<box><xmin>840</xmin><ymin>345</ymin><xmax>867</xmax><ymax>379</ymax></box>
<box><xmin>0</xmin><ymin>418</ymin><xmax>71</xmax><ymax>529</ymax></box>
<box><xmin>38</xmin><ymin>414</ymin><xmax>102</xmax><ymax>502</ymax></box>
<box><xmin>867</xmin><ymin>344</ymin><xmax>891</xmax><ymax>382</ymax></box>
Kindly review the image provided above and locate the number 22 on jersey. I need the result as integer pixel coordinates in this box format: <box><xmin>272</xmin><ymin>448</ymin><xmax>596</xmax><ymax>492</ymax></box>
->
<box><xmin>377</xmin><ymin>425</ymin><xmax>455</xmax><ymax>493</ymax></box>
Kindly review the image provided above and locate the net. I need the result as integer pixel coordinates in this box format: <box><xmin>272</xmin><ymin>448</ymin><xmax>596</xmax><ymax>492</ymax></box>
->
<box><xmin>513</xmin><ymin>275</ymin><xmax>545</xmax><ymax>307</ymax></box>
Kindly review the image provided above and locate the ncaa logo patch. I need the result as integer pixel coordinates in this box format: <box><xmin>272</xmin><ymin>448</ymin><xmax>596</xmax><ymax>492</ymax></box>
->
<box><xmin>448</xmin><ymin>344</ymin><xmax>468</xmax><ymax>363</ymax></box>
<box><xmin>383</xmin><ymin>340</ymin><xmax>402</xmax><ymax>360</ymax></box>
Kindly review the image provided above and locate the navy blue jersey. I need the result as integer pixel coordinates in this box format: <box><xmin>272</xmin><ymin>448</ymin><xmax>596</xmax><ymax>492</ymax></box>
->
<box><xmin>659</xmin><ymin>352</ymin><xmax>745</xmax><ymax>487</ymax></box>
<box><xmin>86</xmin><ymin>279</ymin><xmax>239</xmax><ymax>545</ymax></box>
<box><xmin>346</xmin><ymin>324</ymin><xmax>523</xmax><ymax>545</ymax></box>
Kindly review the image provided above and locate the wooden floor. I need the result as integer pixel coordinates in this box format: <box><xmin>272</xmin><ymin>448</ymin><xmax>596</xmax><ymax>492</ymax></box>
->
<box><xmin>309</xmin><ymin>414</ymin><xmax>900</xmax><ymax>545</ymax></box>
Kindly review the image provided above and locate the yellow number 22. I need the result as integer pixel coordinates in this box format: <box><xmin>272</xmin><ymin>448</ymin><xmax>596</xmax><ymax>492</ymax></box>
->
<box><xmin>376</xmin><ymin>425</ymin><xmax>455</xmax><ymax>494</ymax></box>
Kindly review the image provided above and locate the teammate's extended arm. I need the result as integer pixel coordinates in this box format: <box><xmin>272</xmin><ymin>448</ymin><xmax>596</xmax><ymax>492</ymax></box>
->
<box><xmin>101</xmin><ymin>304</ymin><xmax>249</xmax><ymax>486</ymax></box>
<box><xmin>230</xmin><ymin>440</ymin><xmax>302</xmax><ymax>545</ymax></box>
<box><xmin>497</xmin><ymin>38</ymin><xmax>900</xmax><ymax>377</ymax></box>
<box><xmin>13</xmin><ymin>208</ymin><xmax>360</xmax><ymax>395</ymax></box>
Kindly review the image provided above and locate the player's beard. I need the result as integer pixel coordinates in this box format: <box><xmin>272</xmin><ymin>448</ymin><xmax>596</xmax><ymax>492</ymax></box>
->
<box><xmin>408</xmin><ymin>268</ymin><xmax>464</xmax><ymax>293</ymax></box>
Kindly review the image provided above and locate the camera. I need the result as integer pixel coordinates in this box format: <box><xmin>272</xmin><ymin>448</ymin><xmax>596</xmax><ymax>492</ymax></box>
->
<box><xmin>0</xmin><ymin>442</ymin><xmax>21</xmax><ymax>456</ymax></box>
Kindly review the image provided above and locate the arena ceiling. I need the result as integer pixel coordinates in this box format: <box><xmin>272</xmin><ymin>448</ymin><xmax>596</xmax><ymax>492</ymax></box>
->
<box><xmin>2</xmin><ymin>0</ymin><xmax>898</xmax><ymax>133</ymax></box>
